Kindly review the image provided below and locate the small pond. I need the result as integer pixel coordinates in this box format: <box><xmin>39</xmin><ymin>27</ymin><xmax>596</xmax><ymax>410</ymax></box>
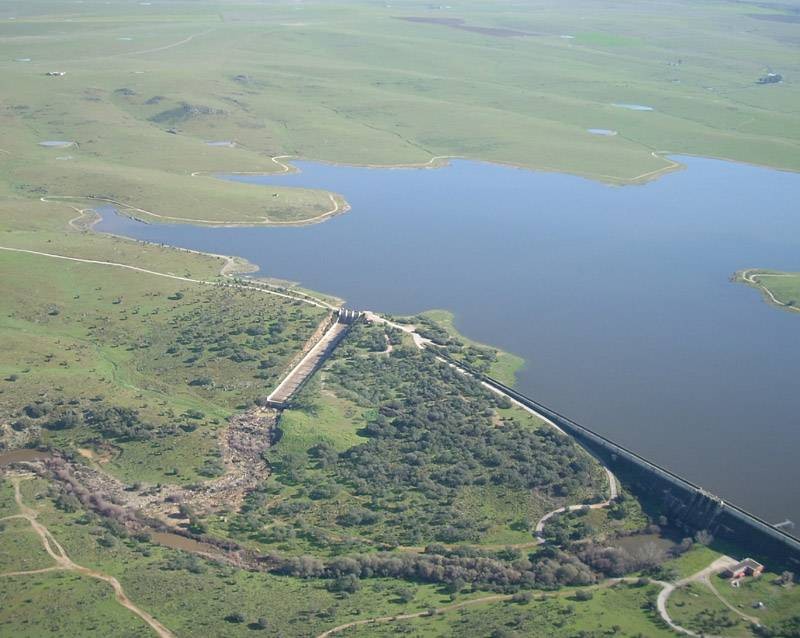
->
<box><xmin>38</xmin><ymin>141</ymin><xmax>74</xmax><ymax>148</ymax></box>
<box><xmin>612</xmin><ymin>103</ymin><xmax>654</xmax><ymax>111</ymax></box>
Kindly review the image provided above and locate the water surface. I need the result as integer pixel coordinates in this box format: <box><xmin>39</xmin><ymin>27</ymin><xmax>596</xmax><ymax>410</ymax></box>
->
<box><xmin>97</xmin><ymin>156</ymin><xmax>800</xmax><ymax>526</ymax></box>
<box><xmin>38</xmin><ymin>140</ymin><xmax>73</xmax><ymax>148</ymax></box>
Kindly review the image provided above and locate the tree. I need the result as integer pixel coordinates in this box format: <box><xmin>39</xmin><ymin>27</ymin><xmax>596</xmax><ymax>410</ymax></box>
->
<box><xmin>445</xmin><ymin>578</ymin><xmax>466</xmax><ymax>596</ymax></box>
<box><xmin>329</xmin><ymin>574</ymin><xmax>361</xmax><ymax>594</ymax></box>
<box><xmin>224</xmin><ymin>612</ymin><xmax>246</xmax><ymax>624</ymax></box>
<box><xmin>632</xmin><ymin>541</ymin><xmax>666</xmax><ymax>570</ymax></box>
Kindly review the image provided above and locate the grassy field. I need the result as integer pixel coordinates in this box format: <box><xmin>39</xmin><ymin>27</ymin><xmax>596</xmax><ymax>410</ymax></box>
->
<box><xmin>0</xmin><ymin>477</ymin><xmax>467</xmax><ymax>638</ymax></box>
<box><xmin>341</xmin><ymin>582</ymin><xmax>677</xmax><ymax>637</ymax></box>
<box><xmin>0</xmin><ymin>571</ymin><xmax>153</xmax><ymax>638</ymax></box>
<box><xmin>4</xmin><ymin>473</ymin><xmax>797</xmax><ymax>638</ymax></box>
<box><xmin>664</xmin><ymin>547</ymin><xmax>800</xmax><ymax>638</ymax></box>
<box><xmin>0</xmin><ymin>475</ymin><xmax>711</xmax><ymax>638</ymax></box>
<box><xmin>0</xmin><ymin>246</ymin><xmax>326</xmax><ymax>483</ymax></box>
<box><xmin>0</xmin><ymin>517</ymin><xmax>54</xmax><ymax>573</ymax></box>
<box><xmin>663</xmin><ymin>543</ymin><xmax>723</xmax><ymax>580</ymax></box>
<box><xmin>0</xmin><ymin>196</ymin><xmax>328</xmax><ymax>483</ymax></box>
<box><xmin>0</xmin><ymin>479</ymin><xmax>17</xmax><ymax>517</ymax></box>
<box><xmin>723</xmin><ymin>571</ymin><xmax>800</xmax><ymax>630</ymax></box>
<box><xmin>1</xmin><ymin>0</ymin><xmax>799</xmax><ymax>228</ymax></box>
<box><xmin>667</xmin><ymin>581</ymin><xmax>753</xmax><ymax>637</ymax></box>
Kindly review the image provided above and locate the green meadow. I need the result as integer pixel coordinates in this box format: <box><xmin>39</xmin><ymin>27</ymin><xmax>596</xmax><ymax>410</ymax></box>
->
<box><xmin>0</xmin><ymin>201</ymin><xmax>327</xmax><ymax>483</ymax></box>
<box><xmin>337</xmin><ymin>582</ymin><xmax>679</xmax><ymax>637</ymax></box>
<box><xmin>1</xmin><ymin>0</ymin><xmax>799</xmax><ymax>227</ymax></box>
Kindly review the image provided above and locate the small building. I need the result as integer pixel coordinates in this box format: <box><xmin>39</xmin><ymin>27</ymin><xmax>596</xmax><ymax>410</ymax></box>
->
<box><xmin>724</xmin><ymin>558</ymin><xmax>764</xmax><ymax>580</ymax></box>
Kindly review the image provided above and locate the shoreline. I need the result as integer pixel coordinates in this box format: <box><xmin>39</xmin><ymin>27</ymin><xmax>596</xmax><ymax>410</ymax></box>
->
<box><xmin>199</xmin><ymin>148</ymin><xmax>800</xmax><ymax>191</ymax></box>
<box><xmin>209</xmin><ymin>148</ymin><xmax>800</xmax><ymax>184</ymax></box>
<box><xmin>43</xmin><ymin>192</ymin><xmax>351</xmax><ymax>229</ymax></box>
<box><xmin>736</xmin><ymin>269</ymin><xmax>799</xmax><ymax>314</ymax></box>
<box><xmin>34</xmin><ymin>197</ymin><xmax>346</xmax><ymax>311</ymax></box>
<box><xmin>77</xmin><ymin>200</ymin><xmax>524</xmax><ymax>371</ymax></box>
<box><xmin>416</xmin><ymin>309</ymin><xmax>526</xmax><ymax>387</ymax></box>
<box><xmin>36</xmin><ymin>151</ymin><xmax>682</xmax><ymax>233</ymax></box>
<box><xmin>53</xmin><ymin>192</ymin><xmax>528</xmax><ymax>387</ymax></box>
<box><xmin>207</xmin><ymin>150</ymin><xmax>684</xmax><ymax>188</ymax></box>
<box><xmin>37</xmin><ymin>151</ymin><xmax>800</xmax><ymax>235</ymax></box>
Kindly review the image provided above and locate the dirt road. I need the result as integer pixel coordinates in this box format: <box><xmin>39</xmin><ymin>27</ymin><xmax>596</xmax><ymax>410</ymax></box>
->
<box><xmin>655</xmin><ymin>555</ymin><xmax>740</xmax><ymax>637</ymax></box>
<box><xmin>2</xmin><ymin>476</ymin><xmax>175</xmax><ymax>638</ymax></box>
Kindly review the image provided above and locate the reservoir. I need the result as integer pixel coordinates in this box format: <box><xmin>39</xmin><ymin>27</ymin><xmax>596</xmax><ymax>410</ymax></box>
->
<box><xmin>96</xmin><ymin>156</ymin><xmax>800</xmax><ymax>527</ymax></box>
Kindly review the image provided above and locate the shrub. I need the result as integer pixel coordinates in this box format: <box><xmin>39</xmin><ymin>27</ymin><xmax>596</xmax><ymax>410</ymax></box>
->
<box><xmin>328</xmin><ymin>574</ymin><xmax>361</xmax><ymax>594</ymax></box>
<box><xmin>224</xmin><ymin>612</ymin><xmax>246</xmax><ymax>624</ymax></box>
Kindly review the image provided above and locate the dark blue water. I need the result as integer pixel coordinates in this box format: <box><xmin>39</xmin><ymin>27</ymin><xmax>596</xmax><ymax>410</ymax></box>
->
<box><xmin>97</xmin><ymin>157</ymin><xmax>800</xmax><ymax>525</ymax></box>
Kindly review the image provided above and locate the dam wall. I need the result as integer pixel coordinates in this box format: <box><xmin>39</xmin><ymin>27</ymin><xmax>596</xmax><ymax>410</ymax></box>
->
<box><xmin>266</xmin><ymin>309</ymin><xmax>361</xmax><ymax>408</ymax></box>
<box><xmin>438</xmin><ymin>351</ymin><xmax>800</xmax><ymax>569</ymax></box>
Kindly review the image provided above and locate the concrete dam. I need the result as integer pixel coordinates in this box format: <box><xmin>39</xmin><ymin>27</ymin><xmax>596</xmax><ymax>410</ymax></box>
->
<box><xmin>266</xmin><ymin>306</ymin><xmax>800</xmax><ymax>570</ymax></box>
<box><xmin>438</xmin><ymin>352</ymin><xmax>800</xmax><ymax>570</ymax></box>
<box><xmin>266</xmin><ymin>309</ymin><xmax>361</xmax><ymax>409</ymax></box>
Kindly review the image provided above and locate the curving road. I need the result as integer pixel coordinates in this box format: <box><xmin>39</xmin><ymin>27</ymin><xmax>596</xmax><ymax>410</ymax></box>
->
<box><xmin>655</xmin><ymin>555</ymin><xmax>741</xmax><ymax>637</ymax></box>
<box><xmin>0</xmin><ymin>244</ymin><xmax>336</xmax><ymax>310</ymax></box>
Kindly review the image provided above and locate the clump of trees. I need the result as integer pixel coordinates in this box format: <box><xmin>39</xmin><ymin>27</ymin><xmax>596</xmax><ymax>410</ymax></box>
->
<box><xmin>755</xmin><ymin>615</ymin><xmax>800</xmax><ymax>638</ymax></box>
<box><xmin>22</xmin><ymin>399</ymin><xmax>155</xmax><ymax>442</ymax></box>
<box><xmin>84</xmin><ymin>405</ymin><xmax>153</xmax><ymax>441</ymax></box>
<box><xmin>406</xmin><ymin>315</ymin><xmax>501</xmax><ymax>373</ymax></box>
<box><xmin>310</xmin><ymin>337</ymin><xmax>595</xmax><ymax>544</ymax></box>
<box><xmin>163</xmin><ymin>553</ymin><xmax>206</xmax><ymax>574</ymax></box>
<box><xmin>274</xmin><ymin>545</ymin><xmax>600</xmax><ymax>591</ymax></box>
<box><xmin>573</xmin><ymin>536</ymin><xmax>674</xmax><ymax>580</ymax></box>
